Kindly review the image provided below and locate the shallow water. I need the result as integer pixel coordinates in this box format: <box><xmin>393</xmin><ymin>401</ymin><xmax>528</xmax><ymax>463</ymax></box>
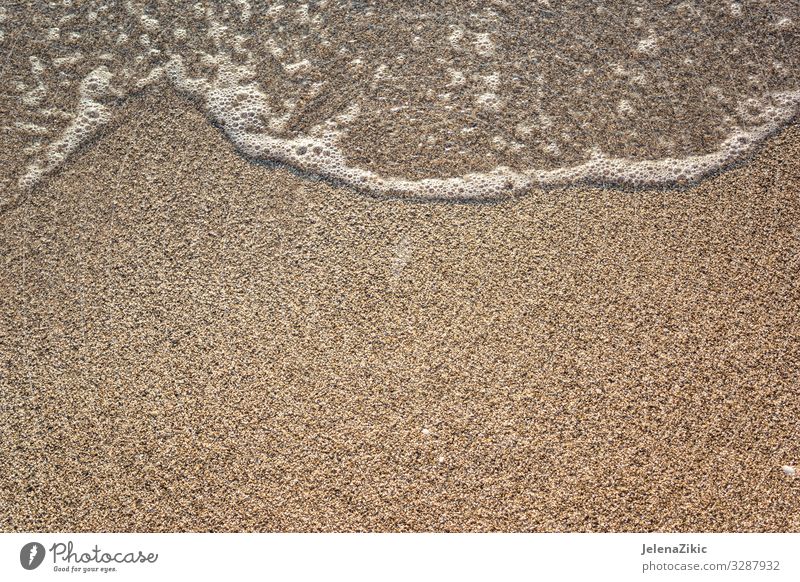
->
<box><xmin>1</xmin><ymin>1</ymin><xmax>798</xmax><ymax>202</ymax></box>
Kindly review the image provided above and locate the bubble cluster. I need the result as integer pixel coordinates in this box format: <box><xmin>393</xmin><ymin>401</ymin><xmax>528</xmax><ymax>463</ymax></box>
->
<box><xmin>19</xmin><ymin>67</ymin><xmax>114</xmax><ymax>190</ymax></box>
<box><xmin>2</xmin><ymin>0</ymin><xmax>799</xmax><ymax>205</ymax></box>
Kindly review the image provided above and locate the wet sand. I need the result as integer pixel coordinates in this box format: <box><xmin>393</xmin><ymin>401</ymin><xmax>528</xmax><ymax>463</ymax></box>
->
<box><xmin>1</xmin><ymin>91</ymin><xmax>798</xmax><ymax>532</ymax></box>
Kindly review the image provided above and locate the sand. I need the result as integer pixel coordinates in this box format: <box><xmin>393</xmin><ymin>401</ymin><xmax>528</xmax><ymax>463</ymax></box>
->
<box><xmin>0</xmin><ymin>90</ymin><xmax>798</xmax><ymax>532</ymax></box>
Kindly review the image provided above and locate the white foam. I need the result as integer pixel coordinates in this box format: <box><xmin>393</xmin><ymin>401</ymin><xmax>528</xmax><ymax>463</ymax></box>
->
<box><xmin>475</xmin><ymin>92</ymin><xmax>502</xmax><ymax>111</ymax></box>
<box><xmin>636</xmin><ymin>32</ymin><xmax>659</xmax><ymax>55</ymax></box>
<box><xmin>473</xmin><ymin>32</ymin><xmax>495</xmax><ymax>57</ymax></box>
<box><xmin>447</xmin><ymin>69</ymin><xmax>466</xmax><ymax>86</ymax></box>
<box><xmin>19</xmin><ymin>67</ymin><xmax>114</xmax><ymax>190</ymax></box>
<box><xmin>284</xmin><ymin>59</ymin><xmax>310</xmax><ymax>75</ymax></box>
<box><xmin>7</xmin><ymin>1</ymin><xmax>800</xmax><ymax>204</ymax></box>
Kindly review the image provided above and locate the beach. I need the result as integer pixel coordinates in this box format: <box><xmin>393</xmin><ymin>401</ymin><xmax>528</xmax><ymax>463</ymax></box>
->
<box><xmin>1</xmin><ymin>89</ymin><xmax>798</xmax><ymax>532</ymax></box>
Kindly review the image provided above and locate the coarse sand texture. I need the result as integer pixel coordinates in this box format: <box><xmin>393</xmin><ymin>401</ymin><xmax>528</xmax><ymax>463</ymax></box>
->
<box><xmin>1</xmin><ymin>93</ymin><xmax>798</xmax><ymax>532</ymax></box>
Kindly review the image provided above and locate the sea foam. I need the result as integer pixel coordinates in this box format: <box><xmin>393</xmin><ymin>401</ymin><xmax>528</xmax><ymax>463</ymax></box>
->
<box><xmin>1</xmin><ymin>1</ymin><xmax>798</xmax><ymax>206</ymax></box>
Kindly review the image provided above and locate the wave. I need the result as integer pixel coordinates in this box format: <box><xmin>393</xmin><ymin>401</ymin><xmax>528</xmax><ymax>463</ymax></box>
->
<box><xmin>2</xmin><ymin>1</ymin><xmax>798</xmax><ymax>206</ymax></box>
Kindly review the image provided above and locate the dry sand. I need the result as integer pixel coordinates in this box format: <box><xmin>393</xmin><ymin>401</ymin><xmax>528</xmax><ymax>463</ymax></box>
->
<box><xmin>1</xmin><ymin>90</ymin><xmax>798</xmax><ymax>532</ymax></box>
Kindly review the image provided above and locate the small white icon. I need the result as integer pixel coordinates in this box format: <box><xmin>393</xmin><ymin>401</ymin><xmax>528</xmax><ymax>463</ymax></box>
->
<box><xmin>28</xmin><ymin>544</ymin><xmax>39</xmax><ymax>567</ymax></box>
